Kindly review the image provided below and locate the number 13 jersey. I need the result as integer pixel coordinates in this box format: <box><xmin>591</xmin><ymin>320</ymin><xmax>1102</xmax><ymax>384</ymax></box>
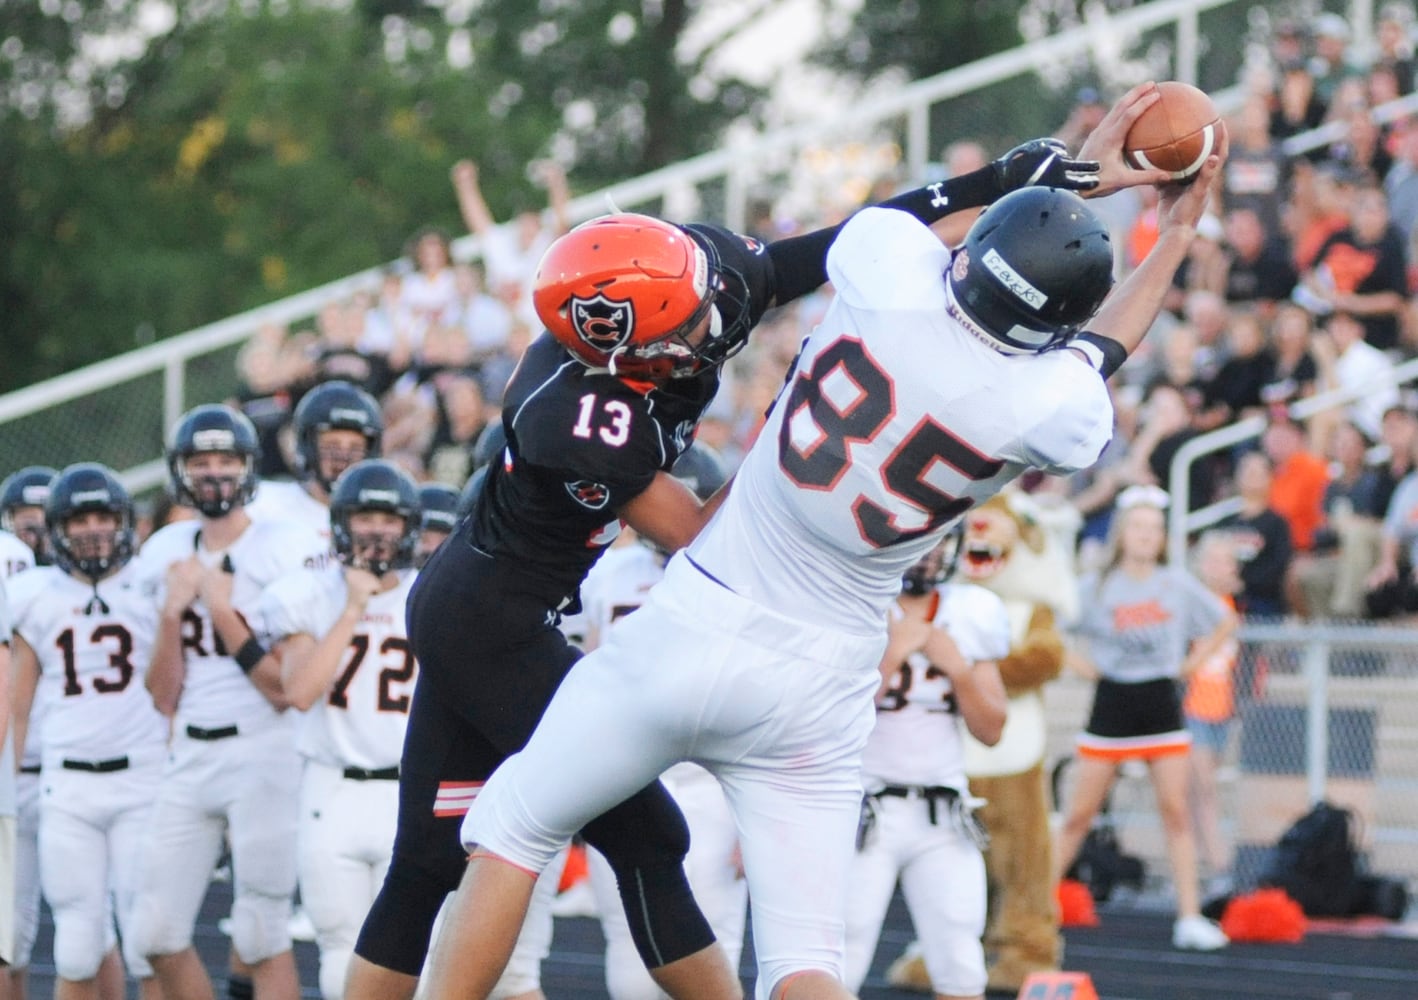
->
<box><xmin>7</xmin><ymin>563</ymin><xmax>168</xmax><ymax>763</ymax></box>
<box><xmin>690</xmin><ymin>207</ymin><xmax>1114</xmax><ymax>634</ymax></box>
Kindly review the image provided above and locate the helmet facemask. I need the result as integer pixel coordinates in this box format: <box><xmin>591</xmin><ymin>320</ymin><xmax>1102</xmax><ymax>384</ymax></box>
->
<box><xmin>312</xmin><ymin>428</ymin><xmax>374</xmax><ymax>493</ymax></box>
<box><xmin>329</xmin><ymin>460</ymin><xmax>422</xmax><ymax>577</ymax></box>
<box><xmin>604</xmin><ymin>280</ymin><xmax>720</xmax><ymax>381</ymax></box>
<box><xmin>175</xmin><ymin>451</ymin><xmax>257</xmax><ymax>518</ymax></box>
<box><xmin>6</xmin><ymin>506</ymin><xmax>48</xmax><ymax>561</ymax></box>
<box><xmin>900</xmin><ymin>523</ymin><xmax>965</xmax><ymax>597</ymax></box>
<box><xmin>53</xmin><ymin>509</ymin><xmax>134</xmax><ymax>584</ymax></box>
<box><xmin>336</xmin><ymin>510</ymin><xmax>416</xmax><ymax>576</ymax></box>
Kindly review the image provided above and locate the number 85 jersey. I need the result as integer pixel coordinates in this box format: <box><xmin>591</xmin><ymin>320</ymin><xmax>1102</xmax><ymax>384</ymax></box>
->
<box><xmin>690</xmin><ymin>207</ymin><xmax>1114</xmax><ymax>635</ymax></box>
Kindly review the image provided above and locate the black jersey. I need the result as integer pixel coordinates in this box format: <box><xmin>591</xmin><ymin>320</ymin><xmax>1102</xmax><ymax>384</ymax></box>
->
<box><xmin>466</xmin><ymin>224</ymin><xmax>775</xmax><ymax>607</ymax></box>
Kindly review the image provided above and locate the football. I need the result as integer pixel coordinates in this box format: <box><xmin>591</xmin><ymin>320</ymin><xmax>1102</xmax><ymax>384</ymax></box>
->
<box><xmin>1123</xmin><ymin>81</ymin><xmax>1222</xmax><ymax>182</ymax></box>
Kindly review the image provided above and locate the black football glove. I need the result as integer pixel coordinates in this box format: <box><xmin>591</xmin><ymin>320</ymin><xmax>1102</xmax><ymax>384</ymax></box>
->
<box><xmin>992</xmin><ymin>138</ymin><xmax>1100</xmax><ymax>193</ymax></box>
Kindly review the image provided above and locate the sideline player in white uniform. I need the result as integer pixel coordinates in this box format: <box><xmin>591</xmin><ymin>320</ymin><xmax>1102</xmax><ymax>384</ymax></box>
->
<box><xmin>427</xmin><ymin>86</ymin><xmax>1224</xmax><ymax>1000</ymax></box>
<box><xmin>245</xmin><ymin>380</ymin><xmax>384</xmax><ymax>558</ymax></box>
<box><xmin>129</xmin><ymin>404</ymin><xmax>325</xmax><ymax>1000</ymax></box>
<box><xmin>6</xmin><ymin>464</ymin><xmax>169</xmax><ymax>1000</ymax></box>
<box><xmin>843</xmin><ymin>534</ymin><xmax>1009</xmax><ymax>1000</ymax></box>
<box><xmin>414</xmin><ymin>484</ymin><xmax>460</xmax><ymax>569</ymax></box>
<box><xmin>0</xmin><ymin>529</ymin><xmax>34</xmax><ymax>580</ymax></box>
<box><xmin>1</xmin><ymin>570</ymin><xmax>14</xmax><ymax>990</ymax></box>
<box><xmin>576</xmin><ymin>446</ymin><xmax>749</xmax><ymax>1000</ymax></box>
<box><xmin>1</xmin><ymin>466</ymin><xmax>96</xmax><ymax>1000</ymax></box>
<box><xmin>1</xmin><ymin>467</ymin><xmax>56</xmax><ymax>576</ymax></box>
<box><xmin>260</xmin><ymin>460</ymin><xmax>422</xmax><ymax>1000</ymax></box>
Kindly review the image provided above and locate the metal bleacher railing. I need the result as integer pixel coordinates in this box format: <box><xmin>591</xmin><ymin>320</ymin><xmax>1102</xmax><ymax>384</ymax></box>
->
<box><xmin>0</xmin><ymin>0</ymin><xmax>1249</xmax><ymax>493</ymax></box>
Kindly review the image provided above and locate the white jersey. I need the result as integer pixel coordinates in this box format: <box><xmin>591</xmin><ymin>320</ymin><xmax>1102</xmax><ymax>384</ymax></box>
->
<box><xmin>134</xmin><ymin>518</ymin><xmax>324</xmax><ymax>730</ymax></box>
<box><xmin>0</xmin><ymin>529</ymin><xmax>35</xmax><ymax>578</ymax></box>
<box><xmin>6</xmin><ymin>563</ymin><xmax>168</xmax><ymax>763</ymax></box>
<box><xmin>1</xmin><ymin>577</ymin><xmax>12</xmax><ymax>817</ymax></box>
<box><xmin>259</xmin><ymin>565</ymin><xmax>419</xmax><ymax>770</ymax></box>
<box><xmin>689</xmin><ymin>207</ymin><xmax>1114</xmax><ymax>634</ymax></box>
<box><xmin>0</xmin><ymin>537</ymin><xmax>45</xmax><ymax>769</ymax></box>
<box><xmin>863</xmin><ymin>583</ymin><xmax>1010</xmax><ymax>791</ymax></box>
<box><xmin>245</xmin><ymin>479</ymin><xmax>335</xmax><ymax>566</ymax></box>
<box><xmin>579</xmin><ymin>544</ymin><xmax>665</xmax><ymax>642</ymax></box>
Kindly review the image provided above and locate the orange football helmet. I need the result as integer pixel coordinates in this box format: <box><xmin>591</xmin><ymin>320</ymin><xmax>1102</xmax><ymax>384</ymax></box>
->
<box><xmin>533</xmin><ymin>213</ymin><xmax>720</xmax><ymax>380</ymax></box>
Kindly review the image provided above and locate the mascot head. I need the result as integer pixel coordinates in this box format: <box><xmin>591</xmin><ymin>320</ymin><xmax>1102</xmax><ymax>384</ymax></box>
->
<box><xmin>962</xmin><ymin>492</ymin><xmax>1079</xmax><ymax>623</ymax></box>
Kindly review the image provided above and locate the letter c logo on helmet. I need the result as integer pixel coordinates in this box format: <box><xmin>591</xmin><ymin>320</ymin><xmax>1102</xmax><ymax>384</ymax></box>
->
<box><xmin>569</xmin><ymin>294</ymin><xmax>636</xmax><ymax>352</ymax></box>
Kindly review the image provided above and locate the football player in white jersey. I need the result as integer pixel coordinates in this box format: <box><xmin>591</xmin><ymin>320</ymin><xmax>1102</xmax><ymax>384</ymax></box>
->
<box><xmin>1</xmin><ymin>468</ymin><xmax>56</xmax><ymax>574</ymax></box>
<box><xmin>576</xmin><ymin>445</ymin><xmax>749</xmax><ymax>1000</ymax></box>
<box><xmin>842</xmin><ymin>531</ymin><xmax>1009</xmax><ymax>1000</ymax></box>
<box><xmin>413</xmin><ymin>483</ymin><xmax>460</xmax><ymax>569</ymax></box>
<box><xmin>6</xmin><ymin>464</ymin><xmax>169</xmax><ymax>1000</ymax></box>
<box><xmin>0</xmin><ymin>529</ymin><xmax>34</xmax><ymax>581</ymax></box>
<box><xmin>259</xmin><ymin>460</ymin><xmax>423</xmax><ymax>1000</ymax></box>
<box><xmin>1</xmin><ymin>571</ymin><xmax>14</xmax><ymax>996</ymax></box>
<box><xmin>427</xmin><ymin>85</ymin><xmax>1225</xmax><ymax>1000</ymax></box>
<box><xmin>245</xmin><ymin>380</ymin><xmax>384</xmax><ymax>559</ymax></box>
<box><xmin>128</xmin><ymin>404</ymin><xmax>326</xmax><ymax>1000</ymax></box>
<box><xmin>0</xmin><ymin>466</ymin><xmax>54</xmax><ymax>1000</ymax></box>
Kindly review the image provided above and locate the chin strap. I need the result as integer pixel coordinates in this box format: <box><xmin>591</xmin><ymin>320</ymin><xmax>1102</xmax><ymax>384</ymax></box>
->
<box><xmin>85</xmin><ymin>580</ymin><xmax>111</xmax><ymax>616</ymax></box>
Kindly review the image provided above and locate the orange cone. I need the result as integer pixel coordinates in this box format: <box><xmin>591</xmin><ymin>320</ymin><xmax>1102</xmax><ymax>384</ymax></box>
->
<box><xmin>1016</xmin><ymin>971</ymin><xmax>1100</xmax><ymax>1000</ymax></box>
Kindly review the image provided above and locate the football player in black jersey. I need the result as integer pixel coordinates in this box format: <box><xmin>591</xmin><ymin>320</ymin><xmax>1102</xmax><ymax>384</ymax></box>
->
<box><xmin>350</xmin><ymin>124</ymin><xmax>1172</xmax><ymax>1000</ymax></box>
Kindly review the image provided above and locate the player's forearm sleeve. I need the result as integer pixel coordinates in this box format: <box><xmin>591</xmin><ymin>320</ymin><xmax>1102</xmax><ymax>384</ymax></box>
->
<box><xmin>765</xmin><ymin>168</ymin><xmax>1006</xmax><ymax>306</ymax></box>
<box><xmin>875</xmin><ymin>166</ymin><xmax>1005</xmax><ymax>225</ymax></box>
<box><xmin>1070</xmin><ymin>332</ymin><xmax>1129</xmax><ymax>380</ymax></box>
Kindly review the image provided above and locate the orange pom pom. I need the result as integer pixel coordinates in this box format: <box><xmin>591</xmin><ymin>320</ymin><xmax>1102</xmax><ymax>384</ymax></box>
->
<box><xmin>1220</xmin><ymin>889</ymin><xmax>1308</xmax><ymax>943</ymax></box>
<box><xmin>1057</xmin><ymin>878</ymin><xmax>1100</xmax><ymax>927</ymax></box>
<box><xmin>557</xmin><ymin>843</ymin><xmax>589</xmax><ymax>893</ymax></box>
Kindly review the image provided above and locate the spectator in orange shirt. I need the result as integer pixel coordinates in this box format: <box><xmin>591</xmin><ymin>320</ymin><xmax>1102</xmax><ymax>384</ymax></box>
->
<box><xmin>1184</xmin><ymin>531</ymin><xmax>1243</xmax><ymax>890</ymax></box>
<box><xmin>1262</xmin><ymin>412</ymin><xmax>1331</xmax><ymax>553</ymax></box>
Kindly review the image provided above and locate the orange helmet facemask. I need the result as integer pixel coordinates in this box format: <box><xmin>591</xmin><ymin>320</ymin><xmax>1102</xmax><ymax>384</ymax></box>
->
<box><xmin>533</xmin><ymin>213</ymin><xmax>730</xmax><ymax>380</ymax></box>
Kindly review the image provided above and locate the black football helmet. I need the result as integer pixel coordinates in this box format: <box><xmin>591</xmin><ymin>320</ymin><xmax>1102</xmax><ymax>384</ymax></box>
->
<box><xmin>947</xmin><ymin>186</ymin><xmax>1114</xmax><ymax>354</ymax></box>
<box><xmin>671</xmin><ymin>442</ymin><xmax>728</xmax><ymax>501</ymax></box>
<box><xmin>293</xmin><ymin>380</ymin><xmax>384</xmax><ymax>491</ymax></box>
<box><xmin>1</xmin><ymin>465</ymin><xmax>59</xmax><ymax>560</ymax></box>
<box><xmin>418</xmin><ymin>483</ymin><xmax>460</xmax><ymax>535</ymax></box>
<box><xmin>415</xmin><ymin>482</ymin><xmax>460</xmax><ymax>568</ymax></box>
<box><xmin>167</xmin><ymin>404</ymin><xmax>261</xmax><ymax>517</ymax></box>
<box><xmin>901</xmin><ymin>520</ymin><xmax>966</xmax><ymax>597</ymax></box>
<box><xmin>46</xmin><ymin>463</ymin><xmax>135</xmax><ymax>582</ymax></box>
<box><xmin>329</xmin><ymin>459</ymin><xmax>421</xmax><ymax>576</ymax></box>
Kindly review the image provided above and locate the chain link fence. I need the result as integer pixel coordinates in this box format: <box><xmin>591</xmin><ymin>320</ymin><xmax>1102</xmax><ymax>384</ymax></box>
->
<box><xmin>1045</xmin><ymin>621</ymin><xmax>1418</xmax><ymax>904</ymax></box>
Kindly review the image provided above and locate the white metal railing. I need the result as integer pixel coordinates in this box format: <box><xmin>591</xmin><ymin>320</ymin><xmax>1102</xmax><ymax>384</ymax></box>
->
<box><xmin>0</xmin><ymin>0</ymin><xmax>1246</xmax><ymax>492</ymax></box>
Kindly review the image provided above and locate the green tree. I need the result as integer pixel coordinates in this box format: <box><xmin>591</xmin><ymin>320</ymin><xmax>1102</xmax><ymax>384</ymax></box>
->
<box><xmin>0</xmin><ymin>0</ymin><xmax>772</xmax><ymax>392</ymax></box>
<box><xmin>425</xmin><ymin>0</ymin><xmax>768</xmax><ymax>194</ymax></box>
<box><xmin>809</xmin><ymin>0</ymin><xmax>1025</xmax><ymax>81</ymax></box>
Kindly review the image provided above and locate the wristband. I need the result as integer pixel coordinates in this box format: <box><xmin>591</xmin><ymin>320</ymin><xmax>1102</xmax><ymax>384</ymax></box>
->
<box><xmin>234</xmin><ymin>637</ymin><xmax>267</xmax><ymax>674</ymax></box>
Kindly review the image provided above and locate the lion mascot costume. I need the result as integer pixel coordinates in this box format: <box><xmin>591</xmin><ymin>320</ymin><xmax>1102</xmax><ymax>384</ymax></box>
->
<box><xmin>888</xmin><ymin>491</ymin><xmax>1078</xmax><ymax>994</ymax></box>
